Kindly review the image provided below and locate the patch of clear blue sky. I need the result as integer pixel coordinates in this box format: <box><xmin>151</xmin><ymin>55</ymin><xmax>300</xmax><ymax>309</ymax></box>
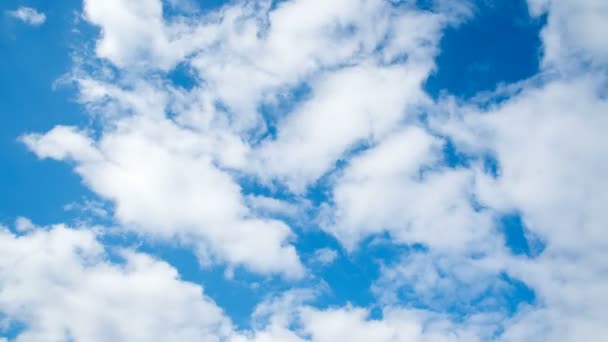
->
<box><xmin>0</xmin><ymin>318</ymin><xmax>24</xmax><ymax>341</ymax></box>
<box><xmin>425</xmin><ymin>0</ymin><xmax>544</xmax><ymax>99</ymax></box>
<box><xmin>1</xmin><ymin>0</ymin><xmax>544</xmax><ymax>330</ymax></box>
<box><xmin>0</xmin><ymin>0</ymin><xmax>91</xmax><ymax>226</ymax></box>
<box><xmin>500</xmin><ymin>213</ymin><xmax>546</xmax><ymax>258</ymax></box>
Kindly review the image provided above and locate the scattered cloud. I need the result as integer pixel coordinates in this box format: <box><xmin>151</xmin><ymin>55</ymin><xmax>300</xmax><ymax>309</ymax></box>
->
<box><xmin>22</xmin><ymin>0</ymin><xmax>461</xmax><ymax>278</ymax></box>
<box><xmin>6</xmin><ymin>7</ymin><xmax>46</xmax><ymax>26</ymax></box>
<box><xmin>6</xmin><ymin>0</ymin><xmax>608</xmax><ymax>340</ymax></box>
<box><xmin>311</xmin><ymin>248</ymin><xmax>338</xmax><ymax>266</ymax></box>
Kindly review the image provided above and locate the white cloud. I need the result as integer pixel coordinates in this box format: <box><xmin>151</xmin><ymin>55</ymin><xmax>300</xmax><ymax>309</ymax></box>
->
<box><xmin>63</xmin><ymin>199</ymin><xmax>109</xmax><ymax>219</ymax></box>
<box><xmin>7</xmin><ymin>7</ymin><xmax>46</xmax><ymax>26</ymax></box>
<box><xmin>432</xmin><ymin>72</ymin><xmax>608</xmax><ymax>341</ymax></box>
<box><xmin>14</xmin><ymin>217</ymin><xmax>35</xmax><ymax>233</ymax></box>
<box><xmin>246</xmin><ymin>195</ymin><xmax>303</xmax><ymax>219</ymax></box>
<box><xmin>187</xmin><ymin>0</ymin><xmax>448</xmax><ymax>134</ymax></box>
<box><xmin>435</xmin><ymin>76</ymin><xmax>608</xmax><ymax>250</ymax></box>
<box><xmin>81</xmin><ymin>0</ymin><xmax>453</xmax><ymax>131</ymax></box>
<box><xmin>253</xmin><ymin>63</ymin><xmax>434</xmax><ymax>192</ymax></box>
<box><xmin>235</xmin><ymin>290</ymin><xmax>497</xmax><ymax>342</ymax></box>
<box><xmin>299</xmin><ymin>306</ymin><xmax>490</xmax><ymax>342</ymax></box>
<box><xmin>82</xmin><ymin>0</ymin><xmax>216</xmax><ymax>69</ymax></box>
<box><xmin>311</xmin><ymin>248</ymin><xmax>338</xmax><ymax>266</ymax></box>
<box><xmin>23</xmin><ymin>118</ymin><xmax>304</xmax><ymax>278</ymax></box>
<box><xmin>23</xmin><ymin>0</ymin><xmax>461</xmax><ymax>278</ymax></box>
<box><xmin>322</xmin><ymin>126</ymin><xmax>496</xmax><ymax>252</ymax></box>
<box><xmin>20</xmin><ymin>126</ymin><xmax>101</xmax><ymax>162</ymax></box>
<box><xmin>485</xmin><ymin>77</ymin><xmax>607</xmax><ymax>341</ymax></box>
<box><xmin>0</xmin><ymin>223</ymin><xmax>234</xmax><ymax>341</ymax></box>
<box><xmin>527</xmin><ymin>0</ymin><xmax>608</xmax><ymax>68</ymax></box>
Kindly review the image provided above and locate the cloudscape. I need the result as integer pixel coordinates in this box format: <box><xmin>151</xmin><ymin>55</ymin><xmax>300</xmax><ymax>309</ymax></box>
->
<box><xmin>1</xmin><ymin>0</ymin><xmax>607</xmax><ymax>341</ymax></box>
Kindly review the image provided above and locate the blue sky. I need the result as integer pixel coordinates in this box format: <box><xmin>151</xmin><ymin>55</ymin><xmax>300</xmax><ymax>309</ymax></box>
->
<box><xmin>1</xmin><ymin>0</ymin><xmax>607</xmax><ymax>341</ymax></box>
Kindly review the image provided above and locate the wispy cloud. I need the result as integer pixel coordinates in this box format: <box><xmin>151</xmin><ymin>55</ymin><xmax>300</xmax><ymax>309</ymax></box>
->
<box><xmin>7</xmin><ymin>6</ymin><xmax>46</xmax><ymax>26</ymax></box>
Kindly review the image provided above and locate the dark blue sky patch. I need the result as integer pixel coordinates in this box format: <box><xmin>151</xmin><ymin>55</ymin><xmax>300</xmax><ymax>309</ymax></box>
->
<box><xmin>294</xmin><ymin>224</ymin><xmax>418</xmax><ymax>316</ymax></box>
<box><xmin>499</xmin><ymin>273</ymin><xmax>536</xmax><ymax>314</ymax></box>
<box><xmin>0</xmin><ymin>316</ymin><xmax>26</xmax><ymax>341</ymax></box>
<box><xmin>162</xmin><ymin>0</ymin><xmax>228</xmax><ymax>17</ymax></box>
<box><xmin>442</xmin><ymin>137</ymin><xmax>472</xmax><ymax>168</ymax></box>
<box><xmin>427</xmin><ymin>134</ymin><xmax>500</xmax><ymax>179</ymax></box>
<box><xmin>414</xmin><ymin>0</ymin><xmax>434</xmax><ymax>11</ymax></box>
<box><xmin>237</xmin><ymin>172</ymin><xmax>303</xmax><ymax>210</ymax></box>
<box><xmin>306</xmin><ymin>235</ymin><xmax>421</xmax><ymax>314</ymax></box>
<box><xmin>483</xmin><ymin>153</ymin><xmax>500</xmax><ymax>177</ymax></box>
<box><xmin>167</xmin><ymin>62</ymin><xmax>198</xmax><ymax>91</ymax></box>
<box><xmin>499</xmin><ymin>213</ymin><xmax>545</xmax><ymax>258</ymax></box>
<box><xmin>306</xmin><ymin>249</ymin><xmax>378</xmax><ymax>311</ymax></box>
<box><xmin>424</xmin><ymin>0</ymin><xmax>545</xmax><ymax>99</ymax></box>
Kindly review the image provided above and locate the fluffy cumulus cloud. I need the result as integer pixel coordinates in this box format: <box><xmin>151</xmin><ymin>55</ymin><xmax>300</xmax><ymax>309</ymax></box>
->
<box><xmin>438</xmin><ymin>75</ymin><xmax>608</xmax><ymax>340</ymax></box>
<box><xmin>527</xmin><ymin>0</ymin><xmax>608</xmax><ymax>67</ymax></box>
<box><xmin>0</xmin><ymin>223</ymin><xmax>233</xmax><ymax>341</ymax></box>
<box><xmin>23</xmin><ymin>0</ymin><xmax>456</xmax><ymax>278</ymax></box>
<box><xmin>7</xmin><ymin>0</ymin><xmax>608</xmax><ymax>340</ymax></box>
<box><xmin>233</xmin><ymin>290</ymin><xmax>497</xmax><ymax>342</ymax></box>
<box><xmin>427</xmin><ymin>2</ymin><xmax>608</xmax><ymax>336</ymax></box>
<box><xmin>322</xmin><ymin>126</ymin><xmax>497</xmax><ymax>252</ymax></box>
<box><xmin>23</xmin><ymin>120</ymin><xmax>304</xmax><ymax>278</ymax></box>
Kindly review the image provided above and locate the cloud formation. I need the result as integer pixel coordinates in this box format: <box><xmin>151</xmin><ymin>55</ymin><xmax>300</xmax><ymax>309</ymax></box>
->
<box><xmin>23</xmin><ymin>0</ymin><xmax>461</xmax><ymax>278</ymax></box>
<box><xmin>0</xmin><ymin>223</ymin><xmax>233</xmax><ymax>341</ymax></box>
<box><xmin>23</xmin><ymin>120</ymin><xmax>304</xmax><ymax>278</ymax></box>
<box><xmin>6</xmin><ymin>7</ymin><xmax>46</xmax><ymax>26</ymax></box>
<box><xmin>8</xmin><ymin>0</ymin><xmax>608</xmax><ymax>340</ymax></box>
